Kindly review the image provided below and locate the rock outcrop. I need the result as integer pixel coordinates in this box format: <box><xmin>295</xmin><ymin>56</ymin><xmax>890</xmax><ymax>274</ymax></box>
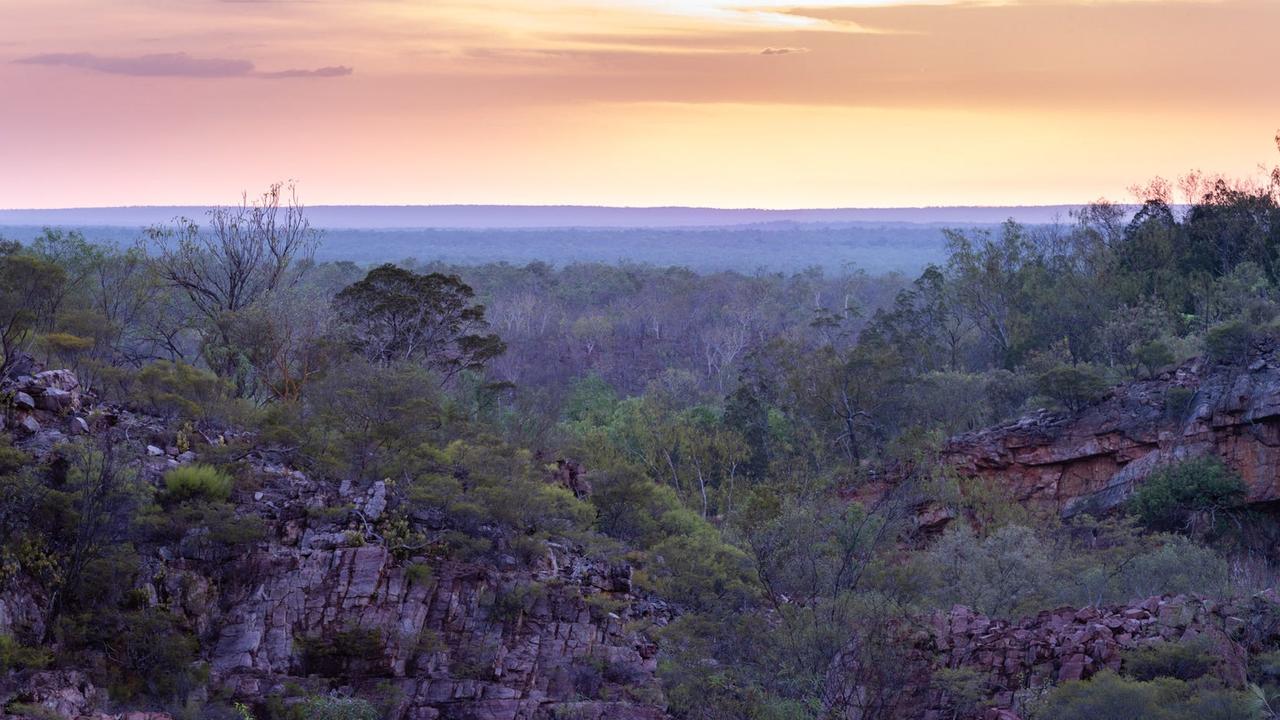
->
<box><xmin>0</xmin><ymin>369</ymin><xmax>670</xmax><ymax>720</ymax></box>
<box><xmin>827</xmin><ymin>591</ymin><xmax>1280</xmax><ymax>720</ymax></box>
<box><xmin>945</xmin><ymin>342</ymin><xmax>1280</xmax><ymax>516</ymax></box>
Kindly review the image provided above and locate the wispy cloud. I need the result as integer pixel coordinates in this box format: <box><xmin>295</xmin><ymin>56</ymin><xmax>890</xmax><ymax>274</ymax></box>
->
<box><xmin>15</xmin><ymin>51</ymin><xmax>351</xmax><ymax>79</ymax></box>
<box><xmin>258</xmin><ymin>65</ymin><xmax>353</xmax><ymax>78</ymax></box>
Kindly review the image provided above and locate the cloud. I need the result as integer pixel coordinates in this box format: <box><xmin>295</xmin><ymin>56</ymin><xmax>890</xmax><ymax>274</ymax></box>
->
<box><xmin>257</xmin><ymin>65</ymin><xmax>353</xmax><ymax>78</ymax></box>
<box><xmin>15</xmin><ymin>51</ymin><xmax>350</xmax><ymax>79</ymax></box>
<box><xmin>16</xmin><ymin>52</ymin><xmax>252</xmax><ymax>77</ymax></box>
<box><xmin>760</xmin><ymin>47</ymin><xmax>809</xmax><ymax>55</ymax></box>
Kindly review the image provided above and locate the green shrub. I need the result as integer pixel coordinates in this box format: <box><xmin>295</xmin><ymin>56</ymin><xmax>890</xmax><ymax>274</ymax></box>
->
<box><xmin>405</xmin><ymin>562</ymin><xmax>434</xmax><ymax>587</ymax></box>
<box><xmin>288</xmin><ymin>696</ymin><xmax>379</xmax><ymax>720</ymax></box>
<box><xmin>1129</xmin><ymin>457</ymin><xmax>1246</xmax><ymax>533</ymax></box>
<box><xmin>1204</xmin><ymin>320</ymin><xmax>1255</xmax><ymax>364</ymax></box>
<box><xmin>1163</xmin><ymin>386</ymin><xmax>1197</xmax><ymax>422</ymax></box>
<box><xmin>4</xmin><ymin>703</ymin><xmax>64</xmax><ymax>720</ymax></box>
<box><xmin>1135</xmin><ymin>340</ymin><xmax>1176</xmax><ymax>378</ymax></box>
<box><xmin>1033</xmin><ymin>671</ymin><xmax>1256</xmax><ymax>720</ymax></box>
<box><xmin>1123</xmin><ymin>639</ymin><xmax>1216</xmax><ymax>682</ymax></box>
<box><xmin>0</xmin><ymin>634</ymin><xmax>51</xmax><ymax>672</ymax></box>
<box><xmin>133</xmin><ymin>361</ymin><xmax>232</xmax><ymax>420</ymax></box>
<box><xmin>489</xmin><ymin>581</ymin><xmax>546</xmax><ymax>623</ymax></box>
<box><xmin>1037</xmin><ymin>364</ymin><xmax>1109</xmax><ymax>413</ymax></box>
<box><xmin>297</xmin><ymin>628</ymin><xmax>385</xmax><ymax>677</ymax></box>
<box><xmin>163</xmin><ymin>464</ymin><xmax>234</xmax><ymax>503</ymax></box>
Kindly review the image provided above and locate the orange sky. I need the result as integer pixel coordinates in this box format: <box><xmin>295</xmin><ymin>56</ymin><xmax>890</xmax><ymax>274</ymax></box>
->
<box><xmin>2</xmin><ymin>0</ymin><xmax>1278</xmax><ymax>209</ymax></box>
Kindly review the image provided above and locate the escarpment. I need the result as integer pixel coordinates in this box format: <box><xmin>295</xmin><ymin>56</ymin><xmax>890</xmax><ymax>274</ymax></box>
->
<box><xmin>0</xmin><ymin>368</ymin><xmax>668</xmax><ymax>720</ymax></box>
<box><xmin>945</xmin><ymin>341</ymin><xmax>1280</xmax><ymax>517</ymax></box>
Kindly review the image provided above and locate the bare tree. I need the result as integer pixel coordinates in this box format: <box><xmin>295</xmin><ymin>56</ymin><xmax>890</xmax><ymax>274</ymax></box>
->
<box><xmin>147</xmin><ymin>182</ymin><xmax>319</xmax><ymax>386</ymax></box>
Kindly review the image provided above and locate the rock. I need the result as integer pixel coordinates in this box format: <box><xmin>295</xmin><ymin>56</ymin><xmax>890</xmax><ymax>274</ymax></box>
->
<box><xmin>827</xmin><ymin>593</ymin><xmax>1264</xmax><ymax>719</ymax></box>
<box><xmin>12</xmin><ymin>391</ymin><xmax>35</xmax><ymax>410</ymax></box>
<box><xmin>146</xmin><ymin>445</ymin><xmax>164</xmax><ymax>456</ymax></box>
<box><xmin>177</xmin><ymin>450</ymin><xmax>197</xmax><ymax>463</ymax></box>
<box><xmin>17</xmin><ymin>415</ymin><xmax>40</xmax><ymax>434</ymax></box>
<box><xmin>69</xmin><ymin>416</ymin><xmax>90</xmax><ymax>435</ymax></box>
<box><xmin>1</xmin><ymin>670</ymin><xmax>100</xmax><ymax>718</ymax></box>
<box><xmin>939</xmin><ymin>342</ymin><xmax>1280</xmax><ymax>516</ymax></box>
<box><xmin>363</xmin><ymin>480</ymin><xmax>388</xmax><ymax>521</ymax></box>
<box><xmin>33</xmin><ymin>369</ymin><xmax>79</xmax><ymax>393</ymax></box>
<box><xmin>35</xmin><ymin>387</ymin><xmax>75</xmax><ymax>413</ymax></box>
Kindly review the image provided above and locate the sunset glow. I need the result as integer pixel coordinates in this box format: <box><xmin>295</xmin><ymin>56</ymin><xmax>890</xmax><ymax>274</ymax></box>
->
<box><xmin>2</xmin><ymin>0</ymin><xmax>1278</xmax><ymax>208</ymax></box>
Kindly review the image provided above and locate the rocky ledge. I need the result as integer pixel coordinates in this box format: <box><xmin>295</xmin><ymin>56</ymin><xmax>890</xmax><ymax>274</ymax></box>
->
<box><xmin>828</xmin><ymin>591</ymin><xmax>1280</xmax><ymax>720</ymax></box>
<box><xmin>944</xmin><ymin>341</ymin><xmax>1280</xmax><ymax>516</ymax></box>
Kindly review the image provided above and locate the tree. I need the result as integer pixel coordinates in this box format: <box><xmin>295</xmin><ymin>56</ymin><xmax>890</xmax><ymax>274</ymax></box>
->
<box><xmin>333</xmin><ymin>263</ymin><xmax>505</xmax><ymax>380</ymax></box>
<box><xmin>1129</xmin><ymin>457</ymin><xmax>1246</xmax><ymax>534</ymax></box>
<box><xmin>945</xmin><ymin>222</ymin><xmax>1034</xmax><ymax>368</ymax></box>
<box><xmin>0</xmin><ymin>241</ymin><xmax>66</xmax><ymax>380</ymax></box>
<box><xmin>147</xmin><ymin>182</ymin><xmax>319</xmax><ymax>388</ymax></box>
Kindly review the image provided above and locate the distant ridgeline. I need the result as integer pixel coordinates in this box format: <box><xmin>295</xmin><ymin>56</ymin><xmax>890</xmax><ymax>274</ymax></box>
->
<box><xmin>0</xmin><ymin>204</ymin><xmax>1083</xmax><ymax>274</ymax></box>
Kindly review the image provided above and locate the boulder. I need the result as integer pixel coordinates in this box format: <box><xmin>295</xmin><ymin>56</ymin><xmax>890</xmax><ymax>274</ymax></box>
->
<box><xmin>35</xmin><ymin>387</ymin><xmax>75</xmax><ymax>413</ymax></box>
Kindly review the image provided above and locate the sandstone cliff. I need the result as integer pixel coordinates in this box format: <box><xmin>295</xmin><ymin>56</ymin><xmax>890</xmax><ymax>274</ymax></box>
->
<box><xmin>945</xmin><ymin>341</ymin><xmax>1280</xmax><ymax>517</ymax></box>
<box><xmin>0</xmin><ymin>370</ymin><xmax>669</xmax><ymax>720</ymax></box>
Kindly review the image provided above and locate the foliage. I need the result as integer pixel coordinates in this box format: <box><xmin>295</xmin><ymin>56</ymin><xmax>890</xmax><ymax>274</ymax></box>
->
<box><xmin>333</xmin><ymin>263</ymin><xmax>505</xmax><ymax>378</ymax></box>
<box><xmin>926</xmin><ymin>524</ymin><xmax>1050</xmax><ymax>618</ymax></box>
<box><xmin>298</xmin><ymin>628</ymin><xmax>386</xmax><ymax>677</ymax></box>
<box><xmin>132</xmin><ymin>361</ymin><xmax>234</xmax><ymax>421</ymax></box>
<box><xmin>1204</xmin><ymin>320</ymin><xmax>1257</xmax><ymax>363</ymax></box>
<box><xmin>1032</xmin><ymin>671</ymin><xmax>1256</xmax><ymax>720</ymax></box>
<box><xmin>1122</xmin><ymin>639</ymin><xmax>1217</xmax><ymax>682</ymax></box>
<box><xmin>1129</xmin><ymin>457</ymin><xmax>1246</xmax><ymax>534</ymax></box>
<box><xmin>287</xmin><ymin>696</ymin><xmax>380</xmax><ymax>720</ymax></box>
<box><xmin>162</xmin><ymin>464</ymin><xmax>234</xmax><ymax>503</ymax></box>
<box><xmin>0</xmin><ymin>634</ymin><xmax>52</xmax><ymax>672</ymax></box>
<box><xmin>1036</xmin><ymin>364</ymin><xmax>1109</xmax><ymax>413</ymax></box>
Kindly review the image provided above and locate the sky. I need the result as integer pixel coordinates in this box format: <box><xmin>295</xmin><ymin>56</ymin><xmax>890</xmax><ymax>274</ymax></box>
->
<box><xmin>1</xmin><ymin>0</ymin><xmax>1278</xmax><ymax>209</ymax></box>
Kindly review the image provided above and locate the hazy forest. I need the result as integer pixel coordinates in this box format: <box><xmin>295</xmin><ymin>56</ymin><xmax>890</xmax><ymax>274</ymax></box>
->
<box><xmin>6</xmin><ymin>144</ymin><xmax>1280</xmax><ymax>720</ymax></box>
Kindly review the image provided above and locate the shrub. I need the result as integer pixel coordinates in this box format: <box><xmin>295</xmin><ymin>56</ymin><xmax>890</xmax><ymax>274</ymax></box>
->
<box><xmin>1032</xmin><ymin>671</ymin><xmax>1253</xmax><ymax>720</ymax></box>
<box><xmin>133</xmin><ymin>361</ymin><xmax>232</xmax><ymax>420</ymax></box>
<box><xmin>297</xmin><ymin>628</ymin><xmax>385</xmax><ymax>677</ymax></box>
<box><xmin>163</xmin><ymin>465</ymin><xmax>234</xmax><ymax>503</ymax></box>
<box><xmin>1163</xmin><ymin>386</ymin><xmax>1197</xmax><ymax>422</ymax></box>
<box><xmin>1123</xmin><ymin>639</ymin><xmax>1216</xmax><ymax>682</ymax></box>
<box><xmin>288</xmin><ymin>696</ymin><xmax>379</xmax><ymax>720</ymax></box>
<box><xmin>1114</xmin><ymin>536</ymin><xmax>1230</xmax><ymax>601</ymax></box>
<box><xmin>1203</xmin><ymin>320</ymin><xmax>1255</xmax><ymax>364</ymax></box>
<box><xmin>1135</xmin><ymin>340</ymin><xmax>1176</xmax><ymax>378</ymax></box>
<box><xmin>1129</xmin><ymin>457</ymin><xmax>1246</xmax><ymax>533</ymax></box>
<box><xmin>405</xmin><ymin>562</ymin><xmax>433</xmax><ymax>587</ymax></box>
<box><xmin>489</xmin><ymin>581</ymin><xmax>546</xmax><ymax>623</ymax></box>
<box><xmin>0</xmin><ymin>634</ymin><xmax>51</xmax><ymax>672</ymax></box>
<box><xmin>1036</xmin><ymin>364</ymin><xmax>1108</xmax><ymax>413</ymax></box>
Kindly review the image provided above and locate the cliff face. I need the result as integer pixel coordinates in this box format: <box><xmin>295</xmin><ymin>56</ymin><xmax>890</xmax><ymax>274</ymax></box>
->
<box><xmin>827</xmin><ymin>592</ymin><xmax>1280</xmax><ymax>720</ymax></box>
<box><xmin>944</xmin><ymin>344</ymin><xmax>1280</xmax><ymax>516</ymax></box>
<box><xmin>0</xmin><ymin>370</ymin><xmax>669</xmax><ymax>720</ymax></box>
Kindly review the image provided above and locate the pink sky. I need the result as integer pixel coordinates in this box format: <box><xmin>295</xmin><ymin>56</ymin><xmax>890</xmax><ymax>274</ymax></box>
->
<box><xmin>2</xmin><ymin>0</ymin><xmax>1279</xmax><ymax>209</ymax></box>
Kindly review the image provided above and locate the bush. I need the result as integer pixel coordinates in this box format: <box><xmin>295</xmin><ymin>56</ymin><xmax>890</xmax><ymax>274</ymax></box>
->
<box><xmin>1123</xmin><ymin>639</ymin><xmax>1216</xmax><ymax>682</ymax></box>
<box><xmin>297</xmin><ymin>628</ymin><xmax>385</xmax><ymax>677</ymax></box>
<box><xmin>1129</xmin><ymin>457</ymin><xmax>1246</xmax><ymax>533</ymax></box>
<box><xmin>288</xmin><ymin>696</ymin><xmax>379</xmax><ymax>720</ymax></box>
<box><xmin>163</xmin><ymin>465</ymin><xmax>234</xmax><ymax>503</ymax></box>
<box><xmin>133</xmin><ymin>361</ymin><xmax>232</xmax><ymax>420</ymax></box>
<box><xmin>1037</xmin><ymin>364</ymin><xmax>1109</xmax><ymax>413</ymax></box>
<box><xmin>1163</xmin><ymin>386</ymin><xmax>1197</xmax><ymax>422</ymax></box>
<box><xmin>1113</xmin><ymin>536</ymin><xmax>1230</xmax><ymax>601</ymax></box>
<box><xmin>1135</xmin><ymin>340</ymin><xmax>1176</xmax><ymax>378</ymax></box>
<box><xmin>1204</xmin><ymin>320</ymin><xmax>1255</xmax><ymax>364</ymax></box>
<box><xmin>1032</xmin><ymin>671</ymin><xmax>1253</xmax><ymax>720</ymax></box>
<box><xmin>0</xmin><ymin>634</ymin><xmax>51</xmax><ymax>672</ymax></box>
